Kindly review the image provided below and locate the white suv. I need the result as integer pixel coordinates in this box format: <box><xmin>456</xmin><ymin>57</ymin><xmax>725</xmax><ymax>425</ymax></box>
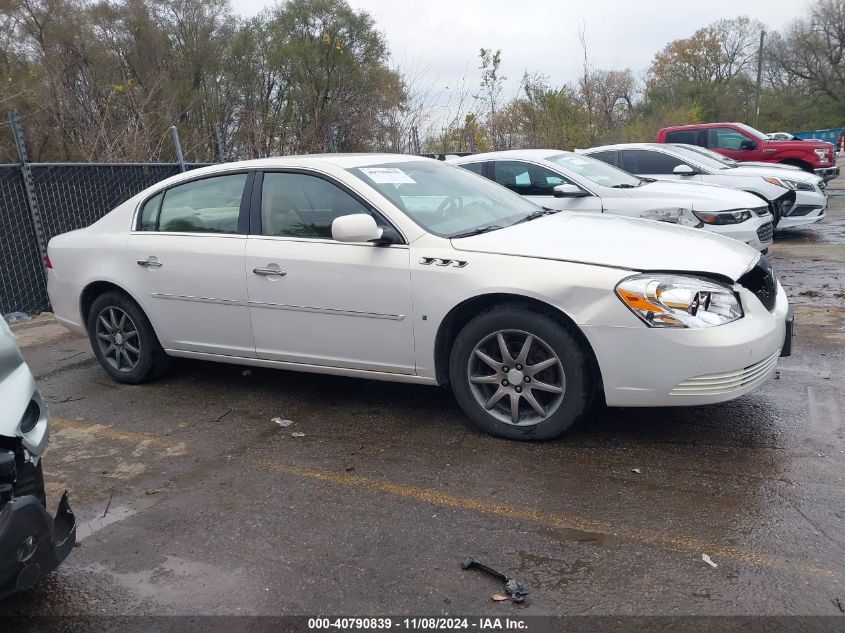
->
<box><xmin>449</xmin><ymin>150</ymin><xmax>774</xmax><ymax>251</ymax></box>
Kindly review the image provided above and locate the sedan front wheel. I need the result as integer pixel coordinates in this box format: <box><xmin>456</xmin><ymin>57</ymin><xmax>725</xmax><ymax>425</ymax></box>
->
<box><xmin>449</xmin><ymin>306</ymin><xmax>592</xmax><ymax>440</ymax></box>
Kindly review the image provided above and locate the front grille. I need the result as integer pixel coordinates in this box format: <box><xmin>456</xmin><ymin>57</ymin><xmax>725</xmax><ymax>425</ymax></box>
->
<box><xmin>752</xmin><ymin>206</ymin><xmax>770</xmax><ymax>217</ymax></box>
<box><xmin>756</xmin><ymin>222</ymin><xmax>774</xmax><ymax>243</ymax></box>
<box><xmin>787</xmin><ymin>205</ymin><xmax>820</xmax><ymax>217</ymax></box>
<box><xmin>738</xmin><ymin>256</ymin><xmax>777</xmax><ymax>311</ymax></box>
<box><xmin>819</xmin><ymin>180</ymin><xmax>826</xmax><ymax>193</ymax></box>
<box><xmin>670</xmin><ymin>351</ymin><xmax>779</xmax><ymax>396</ymax></box>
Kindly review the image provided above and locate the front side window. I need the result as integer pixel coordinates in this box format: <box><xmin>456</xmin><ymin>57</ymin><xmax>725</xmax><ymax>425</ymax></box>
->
<box><xmin>152</xmin><ymin>173</ymin><xmax>247</xmax><ymax>233</ymax></box>
<box><xmin>261</xmin><ymin>172</ymin><xmax>374</xmax><ymax>239</ymax></box>
<box><xmin>708</xmin><ymin>128</ymin><xmax>753</xmax><ymax>151</ymax></box>
<box><xmin>620</xmin><ymin>150</ymin><xmax>686</xmax><ymax>175</ymax></box>
<box><xmin>349</xmin><ymin>160</ymin><xmax>539</xmax><ymax>238</ymax></box>
<box><xmin>491</xmin><ymin>161</ymin><xmax>567</xmax><ymax>196</ymax></box>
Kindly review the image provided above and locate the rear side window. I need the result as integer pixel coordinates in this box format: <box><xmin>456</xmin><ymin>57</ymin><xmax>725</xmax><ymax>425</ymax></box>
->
<box><xmin>156</xmin><ymin>174</ymin><xmax>247</xmax><ymax>233</ymax></box>
<box><xmin>459</xmin><ymin>162</ymin><xmax>485</xmax><ymax>175</ymax></box>
<box><xmin>588</xmin><ymin>151</ymin><xmax>617</xmax><ymax>167</ymax></box>
<box><xmin>620</xmin><ymin>150</ymin><xmax>686</xmax><ymax>175</ymax></box>
<box><xmin>665</xmin><ymin>130</ymin><xmax>700</xmax><ymax>145</ymax></box>
<box><xmin>139</xmin><ymin>174</ymin><xmax>247</xmax><ymax>233</ymax></box>
<box><xmin>491</xmin><ymin>160</ymin><xmax>568</xmax><ymax>195</ymax></box>
<box><xmin>137</xmin><ymin>192</ymin><xmax>163</xmax><ymax>231</ymax></box>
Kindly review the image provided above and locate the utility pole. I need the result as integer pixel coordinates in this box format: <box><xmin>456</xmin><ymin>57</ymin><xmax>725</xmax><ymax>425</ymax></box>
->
<box><xmin>753</xmin><ymin>30</ymin><xmax>765</xmax><ymax>128</ymax></box>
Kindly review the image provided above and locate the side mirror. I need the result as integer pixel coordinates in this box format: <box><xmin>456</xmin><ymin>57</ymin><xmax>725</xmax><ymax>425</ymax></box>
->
<box><xmin>673</xmin><ymin>164</ymin><xmax>696</xmax><ymax>175</ymax></box>
<box><xmin>332</xmin><ymin>214</ymin><xmax>383</xmax><ymax>243</ymax></box>
<box><xmin>553</xmin><ymin>184</ymin><xmax>589</xmax><ymax>198</ymax></box>
<box><xmin>739</xmin><ymin>140</ymin><xmax>757</xmax><ymax>151</ymax></box>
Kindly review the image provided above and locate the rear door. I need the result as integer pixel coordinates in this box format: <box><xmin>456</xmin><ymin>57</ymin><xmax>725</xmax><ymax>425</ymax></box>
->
<box><xmin>126</xmin><ymin>171</ymin><xmax>255</xmax><ymax>357</ymax></box>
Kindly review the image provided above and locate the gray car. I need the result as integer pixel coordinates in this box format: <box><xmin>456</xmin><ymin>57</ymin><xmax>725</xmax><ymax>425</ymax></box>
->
<box><xmin>0</xmin><ymin>316</ymin><xmax>75</xmax><ymax>600</ymax></box>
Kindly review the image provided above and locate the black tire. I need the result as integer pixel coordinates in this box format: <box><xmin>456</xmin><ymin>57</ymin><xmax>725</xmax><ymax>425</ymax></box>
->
<box><xmin>449</xmin><ymin>305</ymin><xmax>592</xmax><ymax>441</ymax></box>
<box><xmin>86</xmin><ymin>291</ymin><xmax>170</xmax><ymax>384</ymax></box>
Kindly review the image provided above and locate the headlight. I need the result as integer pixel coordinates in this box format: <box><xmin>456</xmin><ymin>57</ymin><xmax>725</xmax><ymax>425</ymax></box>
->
<box><xmin>639</xmin><ymin>208</ymin><xmax>703</xmax><ymax>228</ymax></box>
<box><xmin>763</xmin><ymin>177</ymin><xmax>814</xmax><ymax>191</ymax></box>
<box><xmin>693</xmin><ymin>209</ymin><xmax>752</xmax><ymax>224</ymax></box>
<box><xmin>814</xmin><ymin>148</ymin><xmax>829</xmax><ymax>163</ymax></box>
<box><xmin>615</xmin><ymin>274</ymin><xmax>743</xmax><ymax>328</ymax></box>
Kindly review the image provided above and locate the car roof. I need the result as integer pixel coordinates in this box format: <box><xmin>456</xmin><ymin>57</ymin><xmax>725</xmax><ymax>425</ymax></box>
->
<box><xmin>451</xmin><ymin>149</ymin><xmax>567</xmax><ymax>162</ymax></box>
<box><xmin>173</xmin><ymin>153</ymin><xmax>435</xmax><ymax>178</ymax></box>
<box><xmin>583</xmin><ymin>143</ymin><xmax>670</xmax><ymax>152</ymax></box>
<box><xmin>661</xmin><ymin>122</ymin><xmax>742</xmax><ymax>131</ymax></box>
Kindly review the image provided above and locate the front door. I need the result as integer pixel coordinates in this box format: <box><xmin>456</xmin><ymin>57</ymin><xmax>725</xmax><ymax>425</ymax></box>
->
<box><xmin>126</xmin><ymin>171</ymin><xmax>255</xmax><ymax>357</ymax></box>
<box><xmin>245</xmin><ymin>171</ymin><xmax>415</xmax><ymax>375</ymax></box>
<box><xmin>489</xmin><ymin>160</ymin><xmax>602</xmax><ymax>213</ymax></box>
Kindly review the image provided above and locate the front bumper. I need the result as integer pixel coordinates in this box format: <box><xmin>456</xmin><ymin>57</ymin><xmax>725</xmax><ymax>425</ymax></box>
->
<box><xmin>814</xmin><ymin>165</ymin><xmax>840</xmax><ymax>181</ymax></box>
<box><xmin>584</xmin><ymin>283</ymin><xmax>789</xmax><ymax>407</ymax></box>
<box><xmin>705</xmin><ymin>214</ymin><xmax>773</xmax><ymax>252</ymax></box>
<box><xmin>778</xmin><ymin>188</ymin><xmax>827</xmax><ymax>229</ymax></box>
<box><xmin>0</xmin><ymin>491</ymin><xmax>75</xmax><ymax>601</ymax></box>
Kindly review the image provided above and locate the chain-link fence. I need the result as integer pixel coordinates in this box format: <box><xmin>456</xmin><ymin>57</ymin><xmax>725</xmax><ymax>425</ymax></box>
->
<box><xmin>1</xmin><ymin>161</ymin><xmax>212</xmax><ymax>316</ymax></box>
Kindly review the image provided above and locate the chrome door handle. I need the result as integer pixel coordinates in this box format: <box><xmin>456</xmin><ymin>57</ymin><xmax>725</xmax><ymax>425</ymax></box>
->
<box><xmin>253</xmin><ymin>267</ymin><xmax>286</xmax><ymax>277</ymax></box>
<box><xmin>137</xmin><ymin>259</ymin><xmax>162</xmax><ymax>268</ymax></box>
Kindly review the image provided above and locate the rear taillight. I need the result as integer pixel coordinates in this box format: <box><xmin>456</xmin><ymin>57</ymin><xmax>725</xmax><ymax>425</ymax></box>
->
<box><xmin>45</xmin><ymin>255</ymin><xmax>52</xmax><ymax>269</ymax></box>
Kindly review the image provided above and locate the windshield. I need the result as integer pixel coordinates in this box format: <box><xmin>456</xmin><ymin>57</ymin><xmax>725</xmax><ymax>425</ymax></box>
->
<box><xmin>349</xmin><ymin>160</ymin><xmax>541</xmax><ymax>238</ymax></box>
<box><xmin>735</xmin><ymin>123</ymin><xmax>767</xmax><ymax>140</ymax></box>
<box><xmin>547</xmin><ymin>153</ymin><xmax>641</xmax><ymax>187</ymax></box>
<box><xmin>661</xmin><ymin>145</ymin><xmax>732</xmax><ymax>172</ymax></box>
<box><xmin>674</xmin><ymin>144</ymin><xmax>737</xmax><ymax>166</ymax></box>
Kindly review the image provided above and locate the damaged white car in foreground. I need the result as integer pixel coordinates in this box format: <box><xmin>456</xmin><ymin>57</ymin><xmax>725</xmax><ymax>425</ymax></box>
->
<box><xmin>0</xmin><ymin>318</ymin><xmax>75</xmax><ymax>599</ymax></box>
<box><xmin>48</xmin><ymin>155</ymin><xmax>792</xmax><ymax>440</ymax></box>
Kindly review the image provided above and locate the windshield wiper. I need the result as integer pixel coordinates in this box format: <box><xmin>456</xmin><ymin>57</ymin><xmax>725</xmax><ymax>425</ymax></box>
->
<box><xmin>511</xmin><ymin>208</ymin><xmax>560</xmax><ymax>225</ymax></box>
<box><xmin>450</xmin><ymin>225</ymin><xmax>505</xmax><ymax>239</ymax></box>
<box><xmin>638</xmin><ymin>177</ymin><xmax>656</xmax><ymax>185</ymax></box>
<box><xmin>611</xmin><ymin>183</ymin><xmax>636</xmax><ymax>188</ymax></box>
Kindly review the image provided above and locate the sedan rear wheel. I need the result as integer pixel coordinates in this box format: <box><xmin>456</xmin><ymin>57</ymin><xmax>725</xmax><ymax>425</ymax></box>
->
<box><xmin>450</xmin><ymin>306</ymin><xmax>592</xmax><ymax>440</ymax></box>
<box><xmin>95</xmin><ymin>306</ymin><xmax>141</xmax><ymax>373</ymax></box>
<box><xmin>87</xmin><ymin>291</ymin><xmax>169</xmax><ymax>384</ymax></box>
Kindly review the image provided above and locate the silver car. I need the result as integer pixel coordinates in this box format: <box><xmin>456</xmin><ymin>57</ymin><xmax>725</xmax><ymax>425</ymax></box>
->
<box><xmin>0</xmin><ymin>317</ymin><xmax>75</xmax><ymax>600</ymax></box>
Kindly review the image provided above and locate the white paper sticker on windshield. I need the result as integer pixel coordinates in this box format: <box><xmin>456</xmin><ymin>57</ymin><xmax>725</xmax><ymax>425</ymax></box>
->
<box><xmin>360</xmin><ymin>167</ymin><xmax>416</xmax><ymax>184</ymax></box>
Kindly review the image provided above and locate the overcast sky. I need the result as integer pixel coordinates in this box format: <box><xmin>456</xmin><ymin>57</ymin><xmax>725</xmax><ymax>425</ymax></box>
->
<box><xmin>234</xmin><ymin>0</ymin><xmax>803</xmax><ymax>105</ymax></box>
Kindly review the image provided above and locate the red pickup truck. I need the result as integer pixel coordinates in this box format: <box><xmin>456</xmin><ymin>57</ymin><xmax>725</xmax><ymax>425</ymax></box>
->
<box><xmin>656</xmin><ymin>122</ymin><xmax>840</xmax><ymax>181</ymax></box>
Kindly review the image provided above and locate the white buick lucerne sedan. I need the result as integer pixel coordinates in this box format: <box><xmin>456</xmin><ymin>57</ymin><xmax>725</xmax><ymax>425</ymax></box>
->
<box><xmin>47</xmin><ymin>155</ymin><xmax>793</xmax><ymax>440</ymax></box>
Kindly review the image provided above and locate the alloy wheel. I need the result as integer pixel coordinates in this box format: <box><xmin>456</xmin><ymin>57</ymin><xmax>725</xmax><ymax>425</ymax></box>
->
<box><xmin>95</xmin><ymin>306</ymin><xmax>141</xmax><ymax>372</ymax></box>
<box><xmin>467</xmin><ymin>329</ymin><xmax>566</xmax><ymax>426</ymax></box>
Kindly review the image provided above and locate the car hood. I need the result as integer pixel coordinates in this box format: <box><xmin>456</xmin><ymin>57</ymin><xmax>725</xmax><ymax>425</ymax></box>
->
<box><xmin>768</xmin><ymin>139</ymin><xmax>834</xmax><ymax>151</ymax></box>
<box><xmin>733</xmin><ymin>161</ymin><xmax>801</xmax><ymax>171</ymax></box>
<box><xmin>634</xmin><ymin>180</ymin><xmax>764</xmax><ymax>210</ymax></box>
<box><xmin>451</xmin><ymin>212</ymin><xmax>759</xmax><ymax>281</ymax></box>
<box><xmin>720</xmin><ymin>165</ymin><xmax>820</xmax><ymax>182</ymax></box>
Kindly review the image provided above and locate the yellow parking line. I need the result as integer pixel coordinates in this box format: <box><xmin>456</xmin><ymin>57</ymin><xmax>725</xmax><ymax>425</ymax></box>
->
<box><xmin>259</xmin><ymin>460</ymin><xmax>834</xmax><ymax>577</ymax></box>
<box><xmin>44</xmin><ymin>417</ymin><xmax>833</xmax><ymax>577</ymax></box>
<box><xmin>51</xmin><ymin>417</ymin><xmax>185</xmax><ymax>455</ymax></box>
